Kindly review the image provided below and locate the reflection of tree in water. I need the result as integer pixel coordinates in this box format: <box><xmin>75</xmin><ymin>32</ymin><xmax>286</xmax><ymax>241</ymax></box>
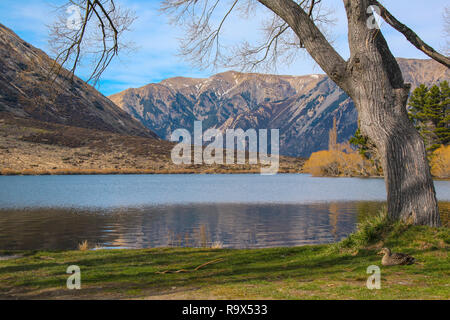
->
<box><xmin>310</xmin><ymin>202</ymin><xmax>383</xmax><ymax>242</ymax></box>
<box><xmin>355</xmin><ymin>202</ymin><xmax>386</xmax><ymax>223</ymax></box>
<box><xmin>438</xmin><ymin>202</ymin><xmax>450</xmax><ymax>227</ymax></box>
<box><xmin>353</xmin><ymin>201</ymin><xmax>450</xmax><ymax>227</ymax></box>
<box><xmin>328</xmin><ymin>203</ymin><xmax>340</xmax><ymax>241</ymax></box>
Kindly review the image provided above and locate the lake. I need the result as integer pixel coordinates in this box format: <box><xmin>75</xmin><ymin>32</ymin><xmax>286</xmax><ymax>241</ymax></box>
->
<box><xmin>0</xmin><ymin>174</ymin><xmax>449</xmax><ymax>250</ymax></box>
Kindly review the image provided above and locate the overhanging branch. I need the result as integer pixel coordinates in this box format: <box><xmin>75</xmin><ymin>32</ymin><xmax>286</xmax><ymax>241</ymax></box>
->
<box><xmin>258</xmin><ymin>0</ymin><xmax>348</xmax><ymax>88</ymax></box>
<box><xmin>372</xmin><ymin>0</ymin><xmax>450</xmax><ymax>68</ymax></box>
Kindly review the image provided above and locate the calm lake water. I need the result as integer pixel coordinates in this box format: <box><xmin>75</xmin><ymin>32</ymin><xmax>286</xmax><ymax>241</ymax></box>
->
<box><xmin>0</xmin><ymin>174</ymin><xmax>449</xmax><ymax>250</ymax></box>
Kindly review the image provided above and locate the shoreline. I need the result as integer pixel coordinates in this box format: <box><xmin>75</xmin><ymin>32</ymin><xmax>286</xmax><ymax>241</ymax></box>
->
<box><xmin>0</xmin><ymin>168</ymin><xmax>303</xmax><ymax>176</ymax></box>
<box><xmin>0</xmin><ymin>225</ymin><xmax>448</xmax><ymax>300</ymax></box>
<box><xmin>1</xmin><ymin>170</ymin><xmax>448</xmax><ymax>180</ymax></box>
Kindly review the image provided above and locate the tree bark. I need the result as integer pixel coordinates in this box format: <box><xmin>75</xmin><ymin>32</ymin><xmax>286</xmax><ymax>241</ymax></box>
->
<box><xmin>353</xmin><ymin>82</ymin><xmax>441</xmax><ymax>226</ymax></box>
<box><xmin>343</xmin><ymin>0</ymin><xmax>441</xmax><ymax>226</ymax></box>
<box><xmin>259</xmin><ymin>0</ymin><xmax>441</xmax><ymax>226</ymax></box>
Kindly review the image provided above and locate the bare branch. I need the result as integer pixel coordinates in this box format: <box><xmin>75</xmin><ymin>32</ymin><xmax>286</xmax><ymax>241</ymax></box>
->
<box><xmin>48</xmin><ymin>0</ymin><xmax>447</xmax><ymax>90</ymax></box>
<box><xmin>257</xmin><ymin>0</ymin><xmax>347</xmax><ymax>88</ymax></box>
<box><xmin>161</xmin><ymin>0</ymin><xmax>243</xmax><ymax>69</ymax></box>
<box><xmin>371</xmin><ymin>0</ymin><xmax>450</xmax><ymax>68</ymax></box>
<box><xmin>228</xmin><ymin>1</ymin><xmax>335</xmax><ymax>72</ymax></box>
<box><xmin>161</xmin><ymin>0</ymin><xmax>336</xmax><ymax>75</ymax></box>
<box><xmin>48</xmin><ymin>0</ymin><xmax>135</xmax><ymax>85</ymax></box>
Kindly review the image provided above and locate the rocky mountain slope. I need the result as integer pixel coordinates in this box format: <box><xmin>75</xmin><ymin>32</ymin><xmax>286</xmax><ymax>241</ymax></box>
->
<box><xmin>110</xmin><ymin>59</ymin><xmax>449</xmax><ymax>157</ymax></box>
<box><xmin>0</xmin><ymin>23</ymin><xmax>156</xmax><ymax>138</ymax></box>
<box><xmin>0</xmin><ymin>23</ymin><xmax>304</xmax><ymax>174</ymax></box>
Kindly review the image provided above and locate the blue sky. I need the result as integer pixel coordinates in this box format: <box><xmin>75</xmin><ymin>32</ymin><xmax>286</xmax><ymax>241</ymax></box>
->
<box><xmin>0</xmin><ymin>0</ymin><xmax>448</xmax><ymax>96</ymax></box>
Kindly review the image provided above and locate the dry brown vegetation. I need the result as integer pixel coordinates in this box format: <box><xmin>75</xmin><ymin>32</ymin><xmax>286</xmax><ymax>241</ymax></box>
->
<box><xmin>430</xmin><ymin>145</ymin><xmax>450</xmax><ymax>179</ymax></box>
<box><xmin>303</xmin><ymin>117</ymin><xmax>450</xmax><ymax>179</ymax></box>
<box><xmin>77</xmin><ymin>240</ymin><xmax>89</xmax><ymax>251</ymax></box>
<box><xmin>304</xmin><ymin>139</ymin><xmax>449</xmax><ymax>179</ymax></box>
<box><xmin>303</xmin><ymin>119</ymin><xmax>379</xmax><ymax>177</ymax></box>
<box><xmin>0</xmin><ymin>113</ymin><xmax>304</xmax><ymax>175</ymax></box>
<box><xmin>303</xmin><ymin>146</ymin><xmax>378</xmax><ymax>177</ymax></box>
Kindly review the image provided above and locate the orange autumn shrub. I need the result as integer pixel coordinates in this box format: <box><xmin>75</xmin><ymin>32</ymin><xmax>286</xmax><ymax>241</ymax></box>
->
<box><xmin>303</xmin><ymin>146</ymin><xmax>378</xmax><ymax>177</ymax></box>
<box><xmin>430</xmin><ymin>145</ymin><xmax>450</xmax><ymax>178</ymax></box>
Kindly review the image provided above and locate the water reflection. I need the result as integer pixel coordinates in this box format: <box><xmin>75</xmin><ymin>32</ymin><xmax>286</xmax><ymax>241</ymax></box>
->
<box><xmin>1</xmin><ymin>201</ymin><xmax>447</xmax><ymax>250</ymax></box>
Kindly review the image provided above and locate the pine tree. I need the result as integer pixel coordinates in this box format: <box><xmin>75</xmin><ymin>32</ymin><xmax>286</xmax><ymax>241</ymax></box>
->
<box><xmin>425</xmin><ymin>85</ymin><xmax>442</xmax><ymax>126</ymax></box>
<box><xmin>408</xmin><ymin>84</ymin><xmax>428</xmax><ymax>125</ymax></box>
<box><xmin>408</xmin><ymin>81</ymin><xmax>450</xmax><ymax>153</ymax></box>
<box><xmin>423</xmin><ymin>85</ymin><xmax>441</xmax><ymax>151</ymax></box>
<box><xmin>349</xmin><ymin>128</ymin><xmax>371</xmax><ymax>159</ymax></box>
<box><xmin>435</xmin><ymin>81</ymin><xmax>450</xmax><ymax>145</ymax></box>
<box><xmin>349</xmin><ymin>127</ymin><xmax>381</xmax><ymax>173</ymax></box>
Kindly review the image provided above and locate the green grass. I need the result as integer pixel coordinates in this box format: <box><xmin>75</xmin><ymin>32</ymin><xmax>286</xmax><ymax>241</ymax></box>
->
<box><xmin>0</xmin><ymin>223</ymin><xmax>448</xmax><ymax>300</ymax></box>
<box><xmin>333</xmin><ymin>208</ymin><xmax>396</xmax><ymax>251</ymax></box>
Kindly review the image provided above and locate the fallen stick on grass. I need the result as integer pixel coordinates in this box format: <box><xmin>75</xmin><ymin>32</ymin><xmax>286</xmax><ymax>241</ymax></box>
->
<box><xmin>156</xmin><ymin>258</ymin><xmax>224</xmax><ymax>274</ymax></box>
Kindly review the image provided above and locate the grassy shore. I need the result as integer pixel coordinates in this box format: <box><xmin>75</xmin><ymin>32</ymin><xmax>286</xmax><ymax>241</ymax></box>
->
<box><xmin>0</xmin><ymin>221</ymin><xmax>448</xmax><ymax>300</ymax></box>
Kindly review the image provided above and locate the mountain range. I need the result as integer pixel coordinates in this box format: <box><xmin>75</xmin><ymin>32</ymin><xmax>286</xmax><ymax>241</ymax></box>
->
<box><xmin>0</xmin><ymin>23</ymin><xmax>303</xmax><ymax>174</ymax></box>
<box><xmin>110</xmin><ymin>59</ymin><xmax>449</xmax><ymax>157</ymax></box>
<box><xmin>1</xmin><ymin>20</ymin><xmax>448</xmax><ymax>164</ymax></box>
<box><xmin>0</xmin><ymin>23</ymin><xmax>156</xmax><ymax>138</ymax></box>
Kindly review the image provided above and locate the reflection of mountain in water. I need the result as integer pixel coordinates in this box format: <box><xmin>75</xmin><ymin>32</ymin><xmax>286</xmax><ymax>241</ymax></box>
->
<box><xmin>0</xmin><ymin>202</ymin><xmax>384</xmax><ymax>250</ymax></box>
<box><xmin>1</xmin><ymin>202</ymin><xmax>448</xmax><ymax>250</ymax></box>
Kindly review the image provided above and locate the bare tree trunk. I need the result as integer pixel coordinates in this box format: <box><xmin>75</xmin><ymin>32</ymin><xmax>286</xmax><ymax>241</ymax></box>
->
<box><xmin>344</xmin><ymin>0</ymin><xmax>441</xmax><ymax>226</ymax></box>
<box><xmin>259</xmin><ymin>0</ymin><xmax>441</xmax><ymax>226</ymax></box>
<box><xmin>354</xmin><ymin>86</ymin><xmax>440</xmax><ymax>226</ymax></box>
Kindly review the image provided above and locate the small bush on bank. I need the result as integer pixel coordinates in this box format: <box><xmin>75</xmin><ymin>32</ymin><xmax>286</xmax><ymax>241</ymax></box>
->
<box><xmin>430</xmin><ymin>145</ymin><xmax>450</xmax><ymax>178</ymax></box>
<box><xmin>335</xmin><ymin>208</ymin><xmax>393</xmax><ymax>250</ymax></box>
<box><xmin>330</xmin><ymin>208</ymin><xmax>416</xmax><ymax>254</ymax></box>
